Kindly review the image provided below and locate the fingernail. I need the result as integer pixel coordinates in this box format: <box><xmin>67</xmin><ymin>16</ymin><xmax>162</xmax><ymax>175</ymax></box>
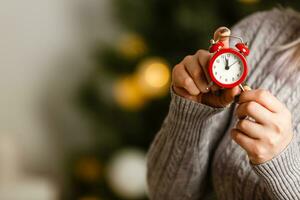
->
<box><xmin>220</xmin><ymin>28</ymin><xmax>229</xmax><ymax>33</ymax></box>
<box><xmin>243</xmin><ymin>84</ymin><xmax>251</xmax><ymax>91</ymax></box>
<box><xmin>192</xmin><ymin>86</ymin><xmax>200</xmax><ymax>95</ymax></box>
<box><xmin>193</xmin><ymin>90</ymin><xmax>200</xmax><ymax>96</ymax></box>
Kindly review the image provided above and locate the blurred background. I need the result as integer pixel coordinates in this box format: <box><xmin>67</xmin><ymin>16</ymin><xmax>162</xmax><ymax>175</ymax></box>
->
<box><xmin>1</xmin><ymin>0</ymin><xmax>300</xmax><ymax>199</ymax></box>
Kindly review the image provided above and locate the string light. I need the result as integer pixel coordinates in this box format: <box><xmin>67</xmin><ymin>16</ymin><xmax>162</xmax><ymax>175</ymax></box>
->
<box><xmin>107</xmin><ymin>149</ymin><xmax>146</xmax><ymax>199</ymax></box>
<box><xmin>113</xmin><ymin>57</ymin><xmax>170</xmax><ymax>110</ymax></box>
<box><xmin>113</xmin><ymin>76</ymin><xmax>145</xmax><ymax>110</ymax></box>
<box><xmin>118</xmin><ymin>33</ymin><xmax>147</xmax><ymax>59</ymax></box>
<box><xmin>75</xmin><ymin>157</ymin><xmax>102</xmax><ymax>182</ymax></box>
<box><xmin>136</xmin><ymin>58</ymin><xmax>171</xmax><ymax>98</ymax></box>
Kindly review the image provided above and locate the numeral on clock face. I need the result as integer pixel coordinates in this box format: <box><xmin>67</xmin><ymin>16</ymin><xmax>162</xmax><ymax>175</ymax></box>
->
<box><xmin>212</xmin><ymin>52</ymin><xmax>244</xmax><ymax>85</ymax></box>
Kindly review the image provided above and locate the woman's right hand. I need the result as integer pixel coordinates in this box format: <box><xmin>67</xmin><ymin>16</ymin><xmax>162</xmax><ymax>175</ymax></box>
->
<box><xmin>172</xmin><ymin>27</ymin><xmax>242</xmax><ymax>108</ymax></box>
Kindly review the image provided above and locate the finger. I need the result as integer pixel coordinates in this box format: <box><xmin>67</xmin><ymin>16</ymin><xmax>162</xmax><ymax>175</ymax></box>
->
<box><xmin>201</xmin><ymin>86</ymin><xmax>240</xmax><ymax>108</ymax></box>
<box><xmin>183</xmin><ymin>54</ymin><xmax>210</xmax><ymax>93</ymax></box>
<box><xmin>172</xmin><ymin>64</ymin><xmax>200</xmax><ymax>95</ymax></box>
<box><xmin>196</xmin><ymin>49</ymin><xmax>212</xmax><ymax>82</ymax></box>
<box><xmin>238</xmin><ymin>89</ymin><xmax>284</xmax><ymax>113</ymax></box>
<box><xmin>202</xmin><ymin>85</ymin><xmax>241</xmax><ymax>107</ymax></box>
<box><xmin>219</xmin><ymin>85</ymin><xmax>242</xmax><ymax>105</ymax></box>
<box><xmin>210</xmin><ymin>84</ymin><xmax>221</xmax><ymax>92</ymax></box>
<box><xmin>197</xmin><ymin>49</ymin><xmax>220</xmax><ymax>92</ymax></box>
<box><xmin>233</xmin><ymin>84</ymin><xmax>250</xmax><ymax>102</ymax></box>
<box><xmin>231</xmin><ymin>128</ymin><xmax>257</xmax><ymax>153</ymax></box>
<box><xmin>173</xmin><ymin>86</ymin><xmax>198</xmax><ymax>102</ymax></box>
<box><xmin>235</xmin><ymin>119</ymin><xmax>265</xmax><ymax>139</ymax></box>
<box><xmin>213</xmin><ymin>27</ymin><xmax>231</xmax><ymax>48</ymax></box>
<box><xmin>243</xmin><ymin>84</ymin><xmax>251</xmax><ymax>91</ymax></box>
<box><xmin>235</xmin><ymin>101</ymin><xmax>273</xmax><ymax>124</ymax></box>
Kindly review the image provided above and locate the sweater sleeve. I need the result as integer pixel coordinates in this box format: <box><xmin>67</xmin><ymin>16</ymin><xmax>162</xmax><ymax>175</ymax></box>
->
<box><xmin>251</xmin><ymin>134</ymin><xmax>300</xmax><ymax>200</ymax></box>
<box><xmin>146</xmin><ymin>10</ymin><xmax>269</xmax><ymax>200</ymax></box>
<box><xmin>234</xmin><ymin>8</ymin><xmax>300</xmax><ymax>200</ymax></box>
<box><xmin>146</xmin><ymin>89</ymin><xmax>232</xmax><ymax>200</ymax></box>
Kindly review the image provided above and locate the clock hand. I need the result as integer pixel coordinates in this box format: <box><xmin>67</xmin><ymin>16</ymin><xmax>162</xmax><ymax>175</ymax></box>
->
<box><xmin>225</xmin><ymin>57</ymin><xmax>229</xmax><ymax>70</ymax></box>
<box><xmin>228</xmin><ymin>60</ymin><xmax>238</xmax><ymax>69</ymax></box>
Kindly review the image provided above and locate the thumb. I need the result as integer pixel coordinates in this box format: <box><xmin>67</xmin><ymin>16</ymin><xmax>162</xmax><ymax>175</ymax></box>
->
<box><xmin>213</xmin><ymin>26</ymin><xmax>231</xmax><ymax>48</ymax></box>
<box><xmin>243</xmin><ymin>85</ymin><xmax>252</xmax><ymax>91</ymax></box>
<box><xmin>200</xmin><ymin>86</ymin><xmax>241</xmax><ymax>108</ymax></box>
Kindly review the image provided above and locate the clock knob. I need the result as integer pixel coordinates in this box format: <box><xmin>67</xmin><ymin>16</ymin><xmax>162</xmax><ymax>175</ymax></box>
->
<box><xmin>209</xmin><ymin>41</ymin><xmax>224</xmax><ymax>53</ymax></box>
<box><xmin>235</xmin><ymin>43</ymin><xmax>250</xmax><ymax>56</ymax></box>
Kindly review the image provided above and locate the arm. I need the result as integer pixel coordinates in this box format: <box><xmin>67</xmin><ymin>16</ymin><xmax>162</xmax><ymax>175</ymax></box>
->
<box><xmin>234</xmin><ymin>88</ymin><xmax>300</xmax><ymax>199</ymax></box>
<box><xmin>146</xmin><ymin>90</ymin><xmax>229</xmax><ymax>200</ymax></box>
<box><xmin>231</xmin><ymin>8</ymin><xmax>300</xmax><ymax>199</ymax></box>
<box><xmin>146</xmin><ymin>26</ymin><xmax>239</xmax><ymax>199</ymax></box>
<box><xmin>251</xmin><ymin>135</ymin><xmax>300</xmax><ymax>200</ymax></box>
<box><xmin>147</xmin><ymin>10</ymin><xmax>270</xmax><ymax>200</ymax></box>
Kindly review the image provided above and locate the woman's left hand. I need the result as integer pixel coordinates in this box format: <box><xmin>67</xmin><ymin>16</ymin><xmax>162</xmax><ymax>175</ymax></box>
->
<box><xmin>231</xmin><ymin>88</ymin><xmax>294</xmax><ymax>165</ymax></box>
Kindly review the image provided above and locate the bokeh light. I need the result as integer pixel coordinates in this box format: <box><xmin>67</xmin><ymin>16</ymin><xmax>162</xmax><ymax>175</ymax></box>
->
<box><xmin>2</xmin><ymin>0</ymin><xmax>300</xmax><ymax>199</ymax></box>
<box><xmin>136</xmin><ymin>58</ymin><xmax>171</xmax><ymax>98</ymax></box>
<box><xmin>117</xmin><ymin>33</ymin><xmax>148</xmax><ymax>59</ymax></box>
<box><xmin>113</xmin><ymin>75</ymin><xmax>145</xmax><ymax>110</ymax></box>
<box><xmin>75</xmin><ymin>157</ymin><xmax>102</xmax><ymax>183</ymax></box>
<box><xmin>107</xmin><ymin>149</ymin><xmax>146</xmax><ymax>199</ymax></box>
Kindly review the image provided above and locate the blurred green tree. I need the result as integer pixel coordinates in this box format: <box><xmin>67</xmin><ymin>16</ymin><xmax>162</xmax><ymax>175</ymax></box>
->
<box><xmin>69</xmin><ymin>1</ymin><xmax>300</xmax><ymax>200</ymax></box>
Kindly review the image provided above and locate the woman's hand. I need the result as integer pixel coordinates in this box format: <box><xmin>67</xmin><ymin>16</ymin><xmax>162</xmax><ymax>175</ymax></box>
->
<box><xmin>172</xmin><ymin>27</ymin><xmax>241</xmax><ymax>108</ymax></box>
<box><xmin>232</xmin><ymin>88</ymin><xmax>294</xmax><ymax>164</ymax></box>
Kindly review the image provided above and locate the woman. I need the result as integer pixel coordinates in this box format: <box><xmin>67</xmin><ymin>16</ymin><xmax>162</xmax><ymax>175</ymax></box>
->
<box><xmin>147</xmin><ymin>8</ymin><xmax>300</xmax><ymax>200</ymax></box>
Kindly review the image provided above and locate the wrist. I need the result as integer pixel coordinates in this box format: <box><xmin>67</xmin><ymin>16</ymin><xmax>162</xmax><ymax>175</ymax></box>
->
<box><xmin>169</xmin><ymin>87</ymin><xmax>225</xmax><ymax>121</ymax></box>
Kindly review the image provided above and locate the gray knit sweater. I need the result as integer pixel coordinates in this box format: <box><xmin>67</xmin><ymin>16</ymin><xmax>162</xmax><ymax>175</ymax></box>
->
<box><xmin>147</xmin><ymin>8</ymin><xmax>300</xmax><ymax>200</ymax></box>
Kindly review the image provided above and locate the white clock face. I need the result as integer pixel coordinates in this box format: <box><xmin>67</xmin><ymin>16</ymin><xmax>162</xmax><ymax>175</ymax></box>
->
<box><xmin>212</xmin><ymin>53</ymin><xmax>244</xmax><ymax>84</ymax></box>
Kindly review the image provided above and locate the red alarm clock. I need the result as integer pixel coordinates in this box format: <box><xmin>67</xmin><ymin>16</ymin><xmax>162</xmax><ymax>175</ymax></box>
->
<box><xmin>208</xmin><ymin>35</ymin><xmax>250</xmax><ymax>89</ymax></box>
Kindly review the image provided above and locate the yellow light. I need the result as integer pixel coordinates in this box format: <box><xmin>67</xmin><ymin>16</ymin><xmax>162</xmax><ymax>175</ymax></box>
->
<box><xmin>113</xmin><ymin>76</ymin><xmax>145</xmax><ymax>110</ymax></box>
<box><xmin>137</xmin><ymin>58</ymin><xmax>170</xmax><ymax>98</ymax></box>
<box><xmin>118</xmin><ymin>34</ymin><xmax>147</xmax><ymax>59</ymax></box>
<box><xmin>75</xmin><ymin>157</ymin><xmax>102</xmax><ymax>182</ymax></box>
<box><xmin>144</xmin><ymin>63</ymin><xmax>170</xmax><ymax>88</ymax></box>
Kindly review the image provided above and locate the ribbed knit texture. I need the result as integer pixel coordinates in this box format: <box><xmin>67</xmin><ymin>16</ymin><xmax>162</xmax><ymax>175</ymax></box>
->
<box><xmin>147</xmin><ymin>8</ymin><xmax>300</xmax><ymax>200</ymax></box>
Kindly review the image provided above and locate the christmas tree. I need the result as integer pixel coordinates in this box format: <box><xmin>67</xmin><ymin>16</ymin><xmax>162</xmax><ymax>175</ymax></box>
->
<box><xmin>68</xmin><ymin>0</ymin><xmax>300</xmax><ymax>199</ymax></box>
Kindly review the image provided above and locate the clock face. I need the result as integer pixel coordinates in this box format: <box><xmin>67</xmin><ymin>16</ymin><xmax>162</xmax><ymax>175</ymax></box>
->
<box><xmin>211</xmin><ymin>52</ymin><xmax>245</xmax><ymax>85</ymax></box>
